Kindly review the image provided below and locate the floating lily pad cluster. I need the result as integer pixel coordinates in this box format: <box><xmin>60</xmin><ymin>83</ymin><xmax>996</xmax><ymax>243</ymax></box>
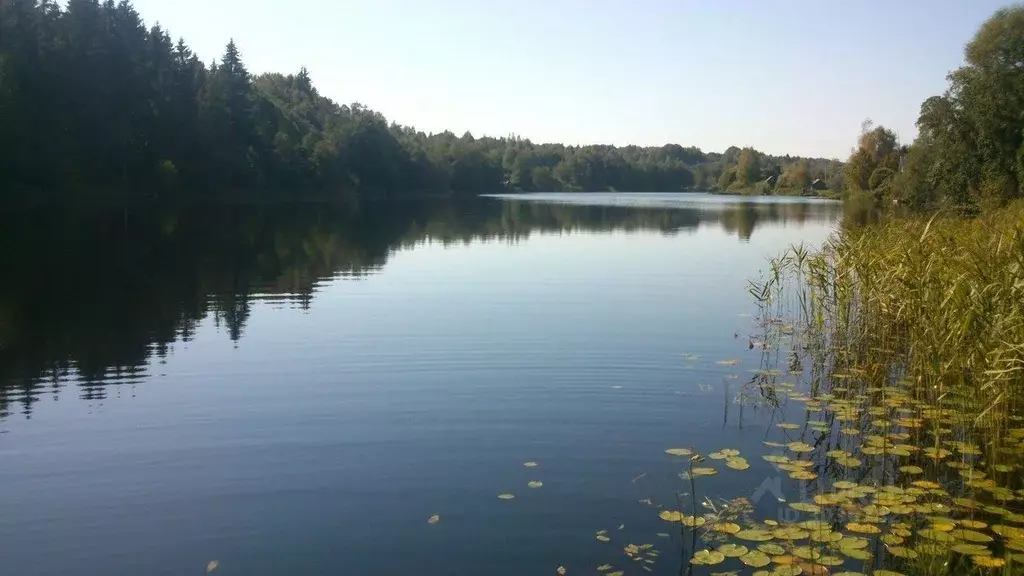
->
<box><xmin>651</xmin><ymin>328</ymin><xmax>1024</xmax><ymax>574</ymax></box>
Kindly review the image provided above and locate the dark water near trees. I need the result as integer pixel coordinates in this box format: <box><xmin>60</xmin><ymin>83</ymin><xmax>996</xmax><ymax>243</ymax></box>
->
<box><xmin>0</xmin><ymin>193</ymin><xmax>843</xmax><ymax>576</ymax></box>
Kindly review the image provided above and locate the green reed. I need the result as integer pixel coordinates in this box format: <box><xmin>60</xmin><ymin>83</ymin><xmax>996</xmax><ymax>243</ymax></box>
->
<box><xmin>762</xmin><ymin>201</ymin><xmax>1024</xmax><ymax>425</ymax></box>
<box><xmin>743</xmin><ymin>201</ymin><xmax>1024</xmax><ymax>574</ymax></box>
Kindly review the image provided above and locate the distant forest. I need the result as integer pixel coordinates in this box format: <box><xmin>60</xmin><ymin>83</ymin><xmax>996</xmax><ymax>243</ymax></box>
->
<box><xmin>0</xmin><ymin>0</ymin><xmax>842</xmax><ymax>201</ymax></box>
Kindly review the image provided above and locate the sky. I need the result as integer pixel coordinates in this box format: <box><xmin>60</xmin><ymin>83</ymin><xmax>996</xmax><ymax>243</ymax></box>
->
<box><xmin>130</xmin><ymin>0</ymin><xmax>1009</xmax><ymax>159</ymax></box>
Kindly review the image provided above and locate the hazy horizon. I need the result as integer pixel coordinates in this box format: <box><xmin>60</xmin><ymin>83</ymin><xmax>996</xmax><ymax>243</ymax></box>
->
<box><xmin>130</xmin><ymin>0</ymin><xmax>1009</xmax><ymax>159</ymax></box>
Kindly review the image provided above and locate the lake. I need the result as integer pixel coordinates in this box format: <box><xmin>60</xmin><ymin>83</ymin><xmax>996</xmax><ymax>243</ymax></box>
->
<box><xmin>0</xmin><ymin>193</ymin><xmax>845</xmax><ymax>576</ymax></box>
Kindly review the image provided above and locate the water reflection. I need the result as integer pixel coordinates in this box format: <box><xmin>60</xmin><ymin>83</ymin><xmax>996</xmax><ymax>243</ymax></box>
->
<box><xmin>0</xmin><ymin>195</ymin><xmax>843</xmax><ymax>419</ymax></box>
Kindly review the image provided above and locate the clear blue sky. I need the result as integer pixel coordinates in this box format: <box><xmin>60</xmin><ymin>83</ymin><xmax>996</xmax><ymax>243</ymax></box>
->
<box><xmin>132</xmin><ymin>0</ymin><xmax>1008</xmax><ymax>158</ymax></box>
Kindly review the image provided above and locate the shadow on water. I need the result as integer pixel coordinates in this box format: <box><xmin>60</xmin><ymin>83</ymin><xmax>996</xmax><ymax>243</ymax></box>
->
<box><xmin>0</xmin><ymin>195</ymin><xmax>846</xmax><ymax>420</ymax></box>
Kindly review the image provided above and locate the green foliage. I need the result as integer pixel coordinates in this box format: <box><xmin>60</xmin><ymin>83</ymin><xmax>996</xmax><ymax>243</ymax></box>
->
<box><xmin>734</xmin><ymin>148</ymin><xmax>762</xmax><ymax>187</ymax></box>
<box><xmin>0</xmin><ymin>0</ymin><xmax>841</xmax><ymax>200</ymax></box>
<box><xmin>868</xmin><ymin>166</ymin><xmax>895</xmax><ymax>191</ymax></box>
<box><xmin>781</xmin><ymin>159</ymin><xmax>811</xmax><ymax>190</ymax></box>
<box><xmin>844</xmin><ymin>121</ymin><xmax>899</xmax><ymax>192</ymax></box>
<box><xmin>886</xmin><ymin>4</ymin><xmax>1024</xmax><ymax>212</ymax></box>
<box><xmin>717</xmin><ymin>167</ymin><xmax>737</xmax><ymax>190</ymax></box>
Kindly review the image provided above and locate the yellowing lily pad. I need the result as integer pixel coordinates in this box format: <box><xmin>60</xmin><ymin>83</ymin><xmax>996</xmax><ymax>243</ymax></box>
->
<box><xmin>838</xmin><ymin>536</ymin><xmax>869</xmax><ymax>550</ymax></box>
<box><xmin>840</xmin><ymin>548</ymin><xmax>872</xmax><ymax>560</ymax></box>
<box><xmin>712</xmin><ymin>522</ymin><xmax>741</xmax><ymax>534</ymax></box>
<box><xmin>527</xmin><ymin>481</ymin><xmax>543</xmax><ymax>488</ymax></box>
<box><xmin>718</xmin><ymin>544</ymin><xmax>749</xmax><ymax>557</ymax></box>
<box><xmin>993</xmin><ymin>525</ymin><xmax>1024</xmax><ymax>539</ymax></box>
<box><xmin>972</xmin><ymin>556</ymin><xmax>1005</xmax><ymax>568</ymax></box>
<box><xmin>726</xmin><ymin>457</ymin><xmax>750</xmax><ymax>470</ymax></box>
<box><xmin>951</xmin><ymin>543</ymin><xmax>990</xmax><ymax>555</ymax></box>
<box><xmin>736</xmin><ymin>529</ymin><xmax>775</xmax><ymax>542</ymax></box>
<box><xmin>664</xmin><ymin>448</ymin><xmax>692</xmax><ymax>457</ymax></box>
<box><xmin>681</xmin><ymin>515</ymin><xmax>707</xmax><ymax>527</ymax></box>
<box><xmin>658</xmin><ymin>510</ymin><xmax>681</xmax><ymax>522</ymax></box>
<box><xmin>691</xmin><ymin>550</ymin><xmax>726</xmax><ymax>565</ymax></box>
<box><xmin>427</xmin><ymin>514</ymin><xmax>440</xmax><ymax>524</ymax></box>
<box><xmin>918</xmin><ymin>528</ymin><xmax>953</xmax><ymax>542</ymax></box>
<box><xmin>758</xmin><ymin>544</ymin><xmax>786</xmax><ymax>555</ymax></box>
<box><xmin>773</xmin><ymin>527</ymin><xmax>810</xmax><ymax>540</ymax></box>
<box><xmin>845</xmin><ymin>523</ymin><xmax>881</xmax><ymax>535</ymax></box>
<box><xmin>886</xmin><ymin>546</ymin><xmax>918</xmax><ymax>559</ymax></box>
<box><xmin>497</xmin><ymin>493</ymin><xmax>515</xmax><ymax>500</ymax></box>
<box><xmin>791</xmin><ymin>546</ymin><xmax>821</xmax><ymax>560</ymax></box>
<box><xmin>740</xmin><ymin>550</ymin><xmax>771</xmax><ymax>567</ymax></box>
<box><xmin>951</xmin><ymin>529</ymin><xmax>992</xmax><ymax>543</ymax></box>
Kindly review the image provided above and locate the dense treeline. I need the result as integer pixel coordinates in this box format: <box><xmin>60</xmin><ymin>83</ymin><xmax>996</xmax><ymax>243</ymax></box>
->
<box><xmin>851</xmin><ymin>5</ymin><xmax>1024</xmax><ymax>213</ymax></box>
<box><xmin>0</xmin><ymin>0</ymin><xmax>837</xmax><ymax>200</ymax></box>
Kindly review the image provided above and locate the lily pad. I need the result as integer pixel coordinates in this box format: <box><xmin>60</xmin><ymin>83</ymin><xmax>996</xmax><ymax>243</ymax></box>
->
<box><xmin>712</xmin><ymin>522</ymin><xmax>741</xmax><ymax>534</ymax></box>
<box><xmin>758</xmin><ymin>543</ymin><xmax>786</xmax><ymax>555</ymax></box>
<box><xmin>740</xmin><ymin>550</ymin><xmax>772</xmax><ymax>567</ymax></box>
<box><xmin>726</xmin><ymin>457</ymin><xmax>751</xmax><ymax>470</ymax></box>
<box><xmin>718</xmin><ymin>543</ymin><xmax>749</xmax><ymax>557</ymax></box>
<box><xmin>658</xmin><ymin>510</ymin><xmax>681</xmax><ymax>522</ymax></box>
<box><xmin>845</xmin><ymin>523</ymin><xmax>880</xmax><ymax>534</ymax></box>
<box><xmin>736</xmin><ymin>529</ymin><xmax>775</xmax><ymax>542</ymax></box>
<box><xmin>789</xmin><ymin>502</ymin><xmax>821</xmax><ymax>513</ymax></box>
<box><xmin>917</xmin><ymin>528</ymin><xmax>953</xmax><ymax>542</ymax></box>
<box><xmin>951</xmin><ymin>529</ymin><xmax>992</xmax><ymax>543</ymax></box>
<box><xmin>773</xmin><ymin>527</ymin><xmax>810</xmax><ymax>540</ymax></box>
<box><xmin>886</xmin><ymin>546</ymin><xmax>918</xmax><ymax>559</ymax></box>
<box><xmin>681</xmin><ymin>515</ymin><xmax>707</xmax><ymax>527</ymax></box>
<box><xmin>951</xmin><ymin>543</ymin><xmax>990</xmax><ymax>555</ymax></box>
<box><xmin>690</xmin><ymin>550</ymin><xmax>725</xmax><ymax>565</ymax></box>
<box><xmin>971</xmin><ymin>556</ymin><xmax>1005</xmax><ymax>568</ymax></box>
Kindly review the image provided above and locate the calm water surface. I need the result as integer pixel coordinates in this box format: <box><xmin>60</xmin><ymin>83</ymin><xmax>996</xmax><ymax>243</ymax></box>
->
<box><xmin>0</xmin><ymin>194</ymin><xmax>843</xmax><ymax>575</ymax></box>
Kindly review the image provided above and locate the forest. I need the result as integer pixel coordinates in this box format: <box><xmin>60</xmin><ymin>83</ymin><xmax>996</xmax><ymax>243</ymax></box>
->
<box><xmin>843</xmin><ymin>5</ymin><xmax>1024</xmax><ymax>213</ymax></box>
<box><xmin>0</xmin><ymin>0</ymin><xmax>840</xmax><ymax>202</ymax></box>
